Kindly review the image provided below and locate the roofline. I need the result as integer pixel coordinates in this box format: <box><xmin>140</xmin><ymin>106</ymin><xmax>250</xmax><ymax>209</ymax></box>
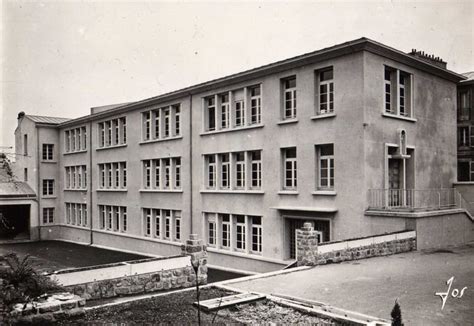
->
<box><xmin>58</xmin><ymin>37</ymin><xmax>466</xmax><ymax>128</ymax></box>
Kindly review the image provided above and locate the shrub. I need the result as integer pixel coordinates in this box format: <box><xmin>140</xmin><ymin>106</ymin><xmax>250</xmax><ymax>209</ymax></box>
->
<box><xmin>0</xmin><ymin>253</ymin><xmax>65</xmax><ymax>312</ymax></box>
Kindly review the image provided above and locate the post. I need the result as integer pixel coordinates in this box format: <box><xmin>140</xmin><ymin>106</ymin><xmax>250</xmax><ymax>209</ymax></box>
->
<box><xmin>296</xmin><ymin>222</ymin><xmax>320</xmax><ymax>266</ymax></box>
<box><xmin>181</xmin><ymin>234</ymin><xmax>208</xmax><ymax>285</ymax></box>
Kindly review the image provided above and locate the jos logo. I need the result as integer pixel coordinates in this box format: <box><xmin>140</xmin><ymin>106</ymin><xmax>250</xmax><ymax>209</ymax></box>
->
<box><xmin>435</xmin><ymin>276</ymin><xmax>468</xmax><ymax>310</ymax></box>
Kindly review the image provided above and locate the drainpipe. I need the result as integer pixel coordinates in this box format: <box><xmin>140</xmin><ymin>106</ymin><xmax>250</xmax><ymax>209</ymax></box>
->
<box><xmin>89</xmin><ymin>121</ymin><xmax>93</xmax><ymax>245</ymax></box>
<box><xmin>36</xmin><ymin>126</ymin><xmax>41</xmax><ymax>241</ymax></box>
<box><xmin>189</xmin><ymin>93</ymin><xmax>193</xmax><ymax>235</ymax></box>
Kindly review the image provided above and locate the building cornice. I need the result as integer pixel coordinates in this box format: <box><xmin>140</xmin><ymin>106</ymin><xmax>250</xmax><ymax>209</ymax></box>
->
<box><xmin>57</xmin><ymin>37</ymin><xmax>466</xmax><ymax>128</ymax></box>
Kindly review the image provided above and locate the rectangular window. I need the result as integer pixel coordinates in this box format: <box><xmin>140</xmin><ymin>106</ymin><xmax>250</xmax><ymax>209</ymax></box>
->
<box><xmin>120</xmin><ymin>117</ymin><xmax>127</xmax><ymax>144</ymax></box>
<box><xmin>283</xmin><ymin>148</ymin><xmax>297</xmax><ymax>190</ymax></box>
<box><xmin>250</xmin><ymin>151</ymin><xmax>262</xmax><ymax>189</ymax></box>
<box><xmin>251</xmin><ymin>216</ymin><xmax>262</xmax><ymax>253</ymax></box>
<box><xmin>107</xmin><ymin>206</ymin><xmax>113</xmax><ymax>230</ymax></box>
<box><xmin>164</xmin><ymin>210</ymin><xmax>171</xmax><ymax>239</ymax></box>
<box><xmin>24</xmin><ymin>168</ymin><xmax>28</xmax><ymax>182</ymax></box>
<box><xmin>384</xmin><ymin>66</ymin><xmax>412</xmax><ymax>118</ymax></box>
<box><xmin>113</xmin><ymin>206</ymin><xmax>120</xmax><ymax>231</ymax></box>
<box><xmin>164</xmin><ymin>108</ymin><xmax>170</xmax><ymax>138</ymax></box>
<box><xmin>144</xmin><ymin>208</ymin><xmax>151</xmax><ymax>236</ymax></box>
<box><xmin>221</xmin><ymin>214</ymin><xmax>230</xmax><ymax>249</ymax></box>
<box><xmin>207</xmin><ymin>155</ymin><xmax>216</xmax><ymax>188</ymax></box>
<box><xmin>154</xmin><ymin>160</ymin><xmax>161</xmax><ymax>188</ymax></box>
<box><xmin>42</xmin><ymin>144</ymin><xmax>54</xmax><ymax>161</ymax></box>
<box><xmin>174</xmin><ymin>105</ymin><xmax>181</xmax><ymax>136</ymax></box>
<box><xmin>318</xmin><ymin>68</ymin><xmax>334</xmax><ymax>114</ymax></box>
<box><xmin>221</xmin><ymin>94</ymin><xmax>230</xmax><ymax>129</ymax></box>
<box><xmin>114</xmin><ymin>119</ymin><xmax>119</xmax><ymax>145</ymax></box>
<box><xmin>235</xmin><ymin>215</ymin><xmax>246</xmax><ymax>250</ymax></box>
<box><xmin>459</xmin><ymin>91</ymin><xmax>471</xmax><ymax>121</ymax></box>
<box><xmin>175</xmin><ymin>158</ymin><xmax>181</xmax><ymax>189</ymax></box>
<box><xmin>100</xmin><ymin>164</ymin><xmax>105</xmax><ymax>188</ymax></box>
<box><xmin>235</xmin><ymin>152</ymin><xmax>245</xmax><ymax>189</ymax></box>
<box><xmin>470</xmin><ymin>162</ymin><xmax>474</xmax><ymax>182</ymax></box>
<box><xmin>100</xmin><ymin>205</ymin><xmax>105</xmax><ymax>229</ymax></box>
<box><xmin>174</xmin><ymin>211</ymin><xmax>181</xmax><ymax>241</ymax></box>
<box><xmin>23</xmin><ymin>134</ymin><xmax>28</xmax><ymax>156</ymax></box>
<box><xmin>99</xmin><ymin>123</ymin><xmax>105</xmax><ymax>147</ymax></box>
<box><xmin>114</xmin><ymin>163</ymin><xmax>120</xmax><ymax>188</ymax></box>
<box><xmin>220</xmin><ymin>154</ymin><xmax>230</xmax><ymax>189</ymax></box>
<box><xmin>164</xmin><ymin>159</ymin><xmax>171</xmax><ymax>189</ymax></box>
<box><xmin>65</xmin><ymin>131</ymin><xmax>71</xmax><ymax>152</ymax></box>
<box><xmin>144</xmin><ymin>160</ymin><xmax>151</xmax><ymax>188</ymax></box>
<box><xmin>459</xmin><ymin>127</ymin><xmax>470</xmax><ymax>147</ymax></box>
<box><xmin>71</xmin><ymin>130</ymin><xmax>76</xmax><ymax>152</ymax></box>
<box><xmin>235</xmin><ymin>100</ymin><xmax>245</xmax><ymax>127</ymax></box>
<box><xmin>154</xmin><ymin>209</ymin><xmax>161</xmax><ymax>238</ymax></box>
<box><xmin>144</xmin><ymin>111</ymin><xmax>151</xmax><ymax>140</ymax></box>
<box><xmin>283</xmin><ymin>77</ymin><xmax>297</xmax><ymax>119</ymax></box>
<box><xmin>206</xmin><ymin>97</ymin><xmax>216</xmax><ymax>131</ymax></box>
<box><xmin>42</xmin><ymin>208</ymin><xmax>54</xmax><ymax>224</ymax></box>
<box><xmin>318</xmin><ymin>144</ymin><xmax>334</xmax><ymax>189</ymax></box>
<box><xmin>107</xmin><ymin>121</ymin><xmax>112</xmax><ymax>146</ymax></box>
<box><xmin>121</xmin><ymin>207</ymin><xmax>127</xmax><ymax>232</ymax></box>
<box><xmin>208</xmin><ymin>219</ymin><xmax>216</xmax><ymax>246</ymax></box>
<box><xmin>250</xmin><ymin>85</ymin><xmax>261</xmax><ymax>124</ymax></box>
<box><xmin>122</xmin><ymin>163</ymin><xmax>127</xmax><ymax>188</ymax></box>
<box><xmin>42</xmin><ymin>179</ymin><xmax>54</xmax><ymax>196</ymax></box>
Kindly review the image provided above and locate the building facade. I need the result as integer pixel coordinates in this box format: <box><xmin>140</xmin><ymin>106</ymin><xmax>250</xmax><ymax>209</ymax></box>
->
<box><xmin>457</xmin><ymin>72</ymin><xmax>474</xmax><ymax>181</ymax></box>
<box><xmin>13</xmin><ymin>38</ymin><xmax>466</xmax><ymax>272</ymax></box>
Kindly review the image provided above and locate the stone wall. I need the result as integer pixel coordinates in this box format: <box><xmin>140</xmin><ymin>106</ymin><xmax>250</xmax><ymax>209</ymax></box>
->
<box><xmin>8</xmin><ymin>293</ymin><xmax>85</xmax><ymax>324</ymax></box>
<box><xmin>63</xmin><ymin>234</ymin><xmax>207</xmax><ymax>300</ymax></box>
<box><xmin>296</xmin><ymin>226</ymin><xmax>416</xmax><ymax>266</ymax></box>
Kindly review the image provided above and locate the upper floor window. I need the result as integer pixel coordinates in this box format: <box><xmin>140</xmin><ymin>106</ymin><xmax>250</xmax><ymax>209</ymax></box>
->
<box><xmin>142</xmin><ymin>104</ymin><xmax>181</xmax><ymax>141</ymax></box>
<box><xmin>42</xmin><ymin>144</ymin><xmax>54</xmax><ymax>161</ymax></box>
<box><xmin>282</xmin><ymin>77</ymin><xmax>297</xmax><ymax>120</ymax></box>
<box><xmin>98</xmin><ymin>118</ymin><xmax>126</xmax><ymax>149</ymax></box>
<box><xmin>204</xmin><ymin>150</ymin><xmax>263</xmax><ymax>191</ymax></box>
<box><xmin>98</xmin><ymin>162</ymin><xmax>126</xmax><ymax>190</ymax></box>
<box><xmin>23</xmin><ymin>134</ymin><xmax>28</xmax><ymax>156</ymax></box>
<box><xmin>203</xmin><ymin>84</ymin><xmax>262</xmax><ymax>133</ymax></box>
<box><xmin>42</xmin><ymin>179</ymin><xmax>55</xmax><ymax>196</ymax></box>
<box><xmin>282</xmin><ymin>147</ymin><xmax>297</xmax><ymax>190</ymax></box>
<box><xmin>459</xmin><ymin>90</ymin><xmax>471</xmax><ymax>121</ymax></box>
<box><xmin>316</xmin><ymin>144</ymin><xmax>334</xmax><ymax>190</ymax></box>
<box><xmin>65</xmin><ymin>203</ymin><xmax>88</xmax><ymax>227</ymax></box>
<box><xmin>384</xmin><ymin>66</ymin><xmax>412</xmax><ymax>118</ymax></box>
<box><xmin>142</xmin><ymin>157</ymin><xmax>181</xmax><ymax>191</ymax></box>
<box><xmin>65</xmin><ymin>165</ymin><xmax>87</xmax><ymax>190</ymax></box>
<box><xmin>142</xmin><ymin>207</ymin><xmax>181</xmax><ymax>241</ymax></box>
<box><xmin>65</xmin><ymin>127</ymin><xmax>87</xmax><ymax>153</ymax></box>
<box><xmin>316</xmin><ymin>68</ymin><xmax>334</xmax><ymax>115</ymax></box>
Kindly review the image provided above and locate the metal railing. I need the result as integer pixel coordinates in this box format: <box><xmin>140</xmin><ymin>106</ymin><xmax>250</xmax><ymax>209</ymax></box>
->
<box><xmin>368</xmin><ymin>188</ymin><xmax>459</xmax><ymax>211</ymax></box>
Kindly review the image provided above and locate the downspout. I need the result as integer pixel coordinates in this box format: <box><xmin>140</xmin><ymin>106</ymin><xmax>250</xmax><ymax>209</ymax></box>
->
<box><xmin>189</xmin><ymin>93</ymin><xmax>193</xmax><ymax>234</ymax></box>
<box><xmin>89</xmin><ymin>121</ymin><xmax>93</xmax><ymax>245</ymax></box>
<box><xmin>36</xmin><ymin>126</ymin><xmax>41</xmax><ymax>241</ymax></box>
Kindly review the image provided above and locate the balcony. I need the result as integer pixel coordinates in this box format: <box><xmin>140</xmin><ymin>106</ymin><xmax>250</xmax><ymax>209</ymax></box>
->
<box><xmin>367</xmin><ymin>188</ymin><xmax>467</xmax><ymax>212</ymax></box>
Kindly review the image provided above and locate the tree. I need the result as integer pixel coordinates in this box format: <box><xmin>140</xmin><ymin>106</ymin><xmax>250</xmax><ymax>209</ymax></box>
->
<box><xmin>391</xmin><ymin>299</ymin><xmax>403</xmax><ymax>326</ymax></box>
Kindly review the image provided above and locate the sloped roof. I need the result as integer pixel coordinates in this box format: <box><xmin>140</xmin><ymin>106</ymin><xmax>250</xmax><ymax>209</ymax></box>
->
<box><xmin>0</xmin><ymin>182</ymin><xmax>36</xmax><ymax>198</ymax></box>
<box><xmin>462</xmin><ymin>71</ymin><xmax>474</xmax><ymax>81</ymax></box>
<box><xmin>27</xmin><ymin>115</ymin><xmax>71</xmax><ymax>124</ymax></box>
<box><xmin>91</xmin><ymin>102</ymin><xmax>132</xmax><ymax>112</ymax></box>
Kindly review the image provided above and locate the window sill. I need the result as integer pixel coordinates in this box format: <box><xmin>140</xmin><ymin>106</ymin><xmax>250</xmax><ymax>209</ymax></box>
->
<box><xmin>208</xmin><ymin>247</ymin><xmax>272</xmax><ymax>261</ymax></box>
<box><xmin>64</xmin><ymin>188</ymin><xmax>88</xmax><ymax>192</ymax></box>
<box><xmin>312</xmin><ymin>190</ymin><xmax>337</xmax><ymax>196</ymax></box>
<box><xmin>41</xmin><ymin>196</ymin><xmax>57</xmax><ymax>199</ymax></box>
<box><xmin>200</xmin><ymin>189</ymin><xmax>264</xmax><ymax>194</ymax></box>
<box><xmin>96</xmin><ymin>144</ymin><xmax>127</xmax><ymax>151</ymax></box>
<box><xmin>382</xmin><ymin>113</ymin><xmax>417</xmax><ymax>122</ymax></box>
<box><xmin>278</xmin><ymin>190</ymin><xmax>299</xmax><ymax>195</ymax></box>
<box><xmin>201</xmin><ymin>124</ymin><xmax>264</xmax><ymax>136</ymax></box>
<box><xmin>63</xmin><ymin>150</ymin><xmax>88</xmax><ymax>156</ymax></box>
<box><xmin>310</xmin><ymin>113</ymin><xmax>336</xmax><ymax>120</ymax></box>
<box><xmin>140</xmin><ymin>135</ymin><xmax>183</xmax><ymax>145</ymax></box>
<box><xmin>277</xmin><ymin>119</ymin><xmax>298</xmax><ymax>125</ymax></box>
<box><xmin>41</xmin><ymin>160</ymin><xmax>58</xmax><ymax>164</ymax></box>
<box><xmin>139</xmin><ymin>189</ymin><xmax>183</xmax><ymax>193</ymax></box>
<box><xmin>96</xmin><ymin>188</ymin><xmax>128</xmax><ymax>192</ymax></box>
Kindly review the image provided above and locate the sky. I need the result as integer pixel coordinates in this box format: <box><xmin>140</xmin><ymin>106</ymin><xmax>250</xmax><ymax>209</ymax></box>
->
<box><xmin>1</xmin><ymin>0</ymin><xmax>473</xmax><ymax>150</ymax></box>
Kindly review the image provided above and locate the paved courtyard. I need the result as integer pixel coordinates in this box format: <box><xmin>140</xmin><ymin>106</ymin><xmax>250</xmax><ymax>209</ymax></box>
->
<box><xmin>228</xmin><ymin>244</ymin><xmax>474</xmax><ymax>325</ymax></box>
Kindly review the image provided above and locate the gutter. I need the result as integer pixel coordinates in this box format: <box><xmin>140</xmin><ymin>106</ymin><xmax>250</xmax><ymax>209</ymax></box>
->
<box><xmin>36</xmin><ymin>126</ymin><xmax>41</xmax><ymax>241</ymax></box>
<box><xmin>89</xmin><ymin>121</ymin><xmax>94</xmax><ymax>245</ymax></box>
<box><xmin>189</xmin><ymin>93</ymin><xmax>193</xmax><ymax>234</ymax></box>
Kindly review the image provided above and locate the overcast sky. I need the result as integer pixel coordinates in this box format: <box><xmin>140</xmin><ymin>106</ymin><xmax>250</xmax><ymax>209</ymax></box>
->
<box><xmin>1</xmin><ymin>0</ymin><xmax>473</xmax><ymax>150</ymax></box>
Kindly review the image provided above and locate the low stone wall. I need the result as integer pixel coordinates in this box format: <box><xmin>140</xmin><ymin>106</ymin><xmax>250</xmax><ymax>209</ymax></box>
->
<box><xmin>51</xmin><ymin>234</ymin><xmax>207</xmax><ymax>300</ymax></box>
<box><xmin>296</xmin><ymin>223</ymin><xmax>416</xmax><ymax>266</ymax></box>
<box><xmin>9</xmin><ymin>293</ymin><xmax>85</xmax><ymax>324</ymax></box>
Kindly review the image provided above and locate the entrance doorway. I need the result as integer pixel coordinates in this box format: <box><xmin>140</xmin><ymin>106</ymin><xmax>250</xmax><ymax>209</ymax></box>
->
<box><xmin>0</xmin><ymin>205</ymin><xmax>30</xmax><ymax>240</ymax></box>
<box><xmin>287</xmin><ymin>218</ymin><xmax>330</xmax><ymax>259</ymax></box>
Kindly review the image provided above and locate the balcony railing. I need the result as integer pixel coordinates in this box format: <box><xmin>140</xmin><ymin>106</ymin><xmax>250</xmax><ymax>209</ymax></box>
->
<box><xmin>367</xmin><ymin>188</ymin><xmax>460</xmax><ymax>211</ymax></box>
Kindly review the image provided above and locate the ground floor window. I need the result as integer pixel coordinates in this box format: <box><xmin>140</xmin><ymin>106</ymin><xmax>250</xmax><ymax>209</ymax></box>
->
<box><xmin>42</xmin><ymin>207</ymin><xmax>54</xmax><ymax>224</ymax></box>
<box><xmin>98</xmin><ymin>204</ymin><xmax>127</xmax><ymax>232</ymax></box>
<box><xmin>204</xmin><ymin>212</ymin><xmax>263</xmax><ymax>254</ymax></box>
<box><xmin>458</xmin><ymin>161</ymin><xmax>474</xmax><ymax>182</ymax></box>
<box><xmin>288</xmin><ymin>218</ymin><xmax>330</xmax><ymax>259</ymax></box>
<box><xmin>142</xmin><ymin>208</ymin><xmax>181</xmax><ymax>242</ymax></box>
<box><xmin>65</xmin><ymin>203</ymin><xmax>87</xmax><ymax>227</ymax></box>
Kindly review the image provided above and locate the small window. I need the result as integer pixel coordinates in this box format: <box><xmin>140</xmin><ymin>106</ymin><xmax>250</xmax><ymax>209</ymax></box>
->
<box><xmin>282</xmin><ymin>77</ymin><xmax>297</xmax><ymax>120</ymax></box>
<box><xmin>384</xmin><ymin>66</ymin><xmax>412</xmax><ymax>118</ymax></box>
<box><xmin>42</xmin><ymin>208</ymin><xmax>54</xmax><ymax>224</ymax></box>
<box><xmin>459</xmin><ymin>127</ymin><xmax>470</xmax><ymax>147</ymax></box>
<box><xmin>208</xmin><ymin>216</ymin><xmax>216</xmax><ymax>246</ymax></box>
<box><xmin>220</xmin><ymin>94</ymin><xmax>230</xmax><ymax>129</ymax></box>
<box><xmin>206</xmin><ymin>97</ymin><xmax>216</xmax><ymax>131</ymax></box>
<box><xmin>249</xmin><ymin>85</ymin><xmax>262</xmax><ymax>124</ymax></box>
<box><xmin>251</xmin><ymin>216</ymin><xmax>262</xmax><ymax>253</ymax></box>
<box><xmin>316</xmin><ymin>68</ymin><xmax>334</xmax><ymax>114</ymax></box>
<box><xmin>221</xmin><ymin>214</ymin><xmax>231</xmax><ymax>249</ymax></box>
<box><xmin>42</xmin><ymin>144</ymin><xmax>54</xmax><ymax>161</ymax></box>
<box><xmin>459</xmin><ymin>91</ymin><xmax>471</xmax><ymax>121</ymax></box>
<box><xmin>42</xmin><ymin>179</ymin><xmax>54</xmax><ymax>196</ymax></box>
<box><xmin>235</xmin><ymin>215</ymin><xmax>246</xmax><ymax>250</ymax></box>
<box><xmin>250</xmin><ymin>151</ymin><xmax>262</xmax><ymax>189</ymax></box>
<box><xmin>23</xmin><ymin>135</ymin><xmax>28</xmax><ymax>156</ymax></box>
<box><xmin>206</xmin><ymin>155</ymin><xmax>216</xmax><ymax>188</ymax></box>
<box><xmin>317</xmin><ymin>144</ymin><xmax>334</xmax><ymax>190</ymax></box>
<box><xmin>283</xmin><ymin>147</ymin><xmax>297</xmax><ymax>190</ymax></box>
<box><xmin>220</xmin><ymin>154</ymin><xmax>230</xmax><ymax>189</ymax></box>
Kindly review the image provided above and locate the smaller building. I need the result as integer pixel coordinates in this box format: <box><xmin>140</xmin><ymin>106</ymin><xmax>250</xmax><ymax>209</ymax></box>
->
<box><xmin>0</xmin><ymin>153</ymin><xmax>37</xmax><ymax>241</ymax></box>
<box><xmin>457</xmin><ymin>72</ymin><xmax>474</xmax><ymax>181</ymax></box>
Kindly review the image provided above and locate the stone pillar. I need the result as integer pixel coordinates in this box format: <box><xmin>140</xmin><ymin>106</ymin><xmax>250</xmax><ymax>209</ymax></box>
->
<box><xmin>296</xmin><ymin>222</ymin><xmax>319</xmax><ymax>266</ymax></box>
<box><xmin>181</xmin><ymin>234</ymin><xmax>208</xmax><ymax>285</ymax></box>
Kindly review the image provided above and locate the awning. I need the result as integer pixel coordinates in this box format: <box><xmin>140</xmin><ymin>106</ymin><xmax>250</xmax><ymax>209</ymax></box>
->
<box><xmin>270</xmin><ymin>206</ymin><xmax>337</xmax><ymax>213</ymax></box>
<box><xmin>0</xmin><ymin>182</ymin><xmax>36</xmax><ymax>199</ymax></box>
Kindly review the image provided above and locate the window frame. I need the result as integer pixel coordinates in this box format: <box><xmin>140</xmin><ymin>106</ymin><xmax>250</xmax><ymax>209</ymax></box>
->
<box><xmin>282</xmin><ymin>76</ymin><xmax>297</xmax><ymax>120</ymax></box>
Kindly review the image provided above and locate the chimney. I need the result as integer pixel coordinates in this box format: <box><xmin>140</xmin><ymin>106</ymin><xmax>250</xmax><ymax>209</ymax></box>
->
<box><xmin>17</xmin><ymin>111</ymin><xmax>25</xmax><ymax>119</ymax></box>
<box><xmin>408</xmin><ymin>49</ymin><xmax>447</xmax><ymax>69</ymax></box>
